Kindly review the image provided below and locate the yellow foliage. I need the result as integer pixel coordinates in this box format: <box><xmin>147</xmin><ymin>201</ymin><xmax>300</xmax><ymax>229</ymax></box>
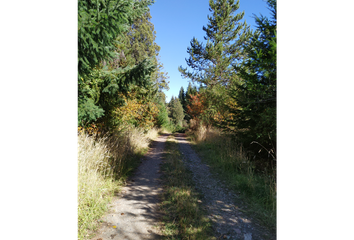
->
<box><xmin>212</xmin><ymin>97</ymin><xmax>239</xmax><ymax>126</ymax></box>
<box><xmin>78</xmin><ymin>123</ymin><xmax>101</xmax><ymax>135</ymax></box>
<box><xmin>114</xmin><ymin>91</ymin><xmax>159</xmax><ymax>130</ymax></box>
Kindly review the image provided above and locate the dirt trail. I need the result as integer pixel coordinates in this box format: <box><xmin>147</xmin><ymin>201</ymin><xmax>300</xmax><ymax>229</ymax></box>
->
<box><xmin>175</xmin><ymin>133</ymin><xmax>275</xmax><ymax>240</ymax></box>
<box><xmin>90</xmin><ymin>134</ymin><xmax>169</xmax><ymax>240</ymax></box>
<box><xmin>90</xmin><ymin>132</ymin><xmax>275</xmax><ymax>240</ymax></box>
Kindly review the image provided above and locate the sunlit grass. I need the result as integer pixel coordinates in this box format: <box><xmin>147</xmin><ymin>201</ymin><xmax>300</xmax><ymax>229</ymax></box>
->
<box><xmin>188</xmin><ymin>127</ymin><xmax>276</xmax><ymax>232</ymax></box>
<box><xmin>159</xmin><ymin>135</ymin><xmax>215</xmax><ymax>240</ymax></box>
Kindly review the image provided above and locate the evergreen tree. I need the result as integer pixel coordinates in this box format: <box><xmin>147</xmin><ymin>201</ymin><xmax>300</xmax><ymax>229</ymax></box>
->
<box><xmin>178</xmin><ymin>0</ymin><xmax>251</xmax><ymax>87</ymax></box>
<box><xmin>185</xmin><ymin>82</ymin><xmax>197</xmax><ymax>104</ymax></box>
<box><xmin>178</xmin><ymin>86</ymin><xmax>186</xmax><ymax>111</ymax></box>
<box><xmin>116</xmin><ymin>9</ymin><xmax>170</xmax><ymax>91</ymax></box>
<box><xmin>78</xmin><ymin>0</ymin><xmax>155</xmax><ymax>128</ymax></box>
<box><xmin>155</xmin><ymin>92</ymin><xmax>170</xmax><ymax>128</ymax></box>
<box><xmin>168</xmin><ymin>97</ymin><xmax>184</xmax><ymax>127</ymax></box>
<box><xmin>184</xmin><ymin>82</ymin><xmax>199</xmax><ymax>121</ymax></box>
<box><xmin>228</xmin><ymin>0</ymin><xmax>277</xmax><ymax>159</ymax></box>
<box><xmin>178</xmin><ymin>0</ymin><xmax>252</xmax><ymax>125</ymax></box>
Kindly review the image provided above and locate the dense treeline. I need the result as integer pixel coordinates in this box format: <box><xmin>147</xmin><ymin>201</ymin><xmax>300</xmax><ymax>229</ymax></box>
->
<box><xmin>78</xmin><ymin>0</ymin><xmax>177</xmax><ymax>134</ymax></box>
<box><xmin>178</xmin><ymin>0</ymin><xmax>277</xmax><ymax>168</ymax></box>
<box><xmin>77</xmin><ymin>0</ymin><xmax>276</xmax><ymax>166</ymax></box>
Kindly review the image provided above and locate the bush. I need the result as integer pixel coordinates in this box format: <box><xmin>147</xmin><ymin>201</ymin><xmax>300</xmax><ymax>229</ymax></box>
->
<box><xmin>174</xmin><ymin>125</ymin><xmax>187</xmax><ymax>133</ymax></box>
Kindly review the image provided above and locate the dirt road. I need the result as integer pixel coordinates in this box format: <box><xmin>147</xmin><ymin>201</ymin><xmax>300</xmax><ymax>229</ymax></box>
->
<box><xmin>175</xmin><ymin>133</ymin><xmax>275</xmax><ymax>240</ymax></box>
<box><xmin>90</xmin><ymin>133</ymin><xmax>275</xmax><ymax>240</ymax></box>
<box><xmin>90</xmin><ymin>134</ymin><xmax>169</xmax><ymax>240</ymax></box>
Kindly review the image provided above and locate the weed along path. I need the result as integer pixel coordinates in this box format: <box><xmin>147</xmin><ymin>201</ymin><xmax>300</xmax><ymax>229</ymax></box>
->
<box><xmin>90</xmin><ymin>134</ymin><xmax>169</xmax><ymax>240</ymax></box>
<box><xmin>175</xmin><ymin>133</ymin><xmax>275</xmax><ymax>240</ymax></box>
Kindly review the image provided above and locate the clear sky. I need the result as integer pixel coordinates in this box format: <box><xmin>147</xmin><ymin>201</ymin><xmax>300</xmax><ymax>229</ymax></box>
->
<box><xmin>150</xmin><ymin>0</ymin><xmax>272</xmax><ymax>103</ymax></box>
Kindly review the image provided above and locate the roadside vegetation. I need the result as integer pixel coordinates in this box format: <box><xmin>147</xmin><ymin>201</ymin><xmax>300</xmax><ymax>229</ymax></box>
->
<box><xmin>78</xmin><ymin>127</ymin><xmax>159</xmax><ymax>240</ymax></box>
<box><xmin>77</xmin><ymin>0</ymin><xmax>276</xmax><ymax>238</ymax></box>
<box><xmin>159</xmin><ymin>135</ymin><xmax>215</xmax><ymax>239</ymax></box>
<box><xmin>187</xmin><ymin>125</ymin><xmax>276</xmax><ymax>231</ymax></box>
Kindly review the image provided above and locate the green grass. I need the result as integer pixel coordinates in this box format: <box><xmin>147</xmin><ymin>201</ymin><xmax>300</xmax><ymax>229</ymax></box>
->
<box><xmin>187</xmin><ymin>129</ymin><xmax>276</xmax><ymax>233</ymax></box>
<box><xmin>159</xmin><ymin>135</ymin><xmax>215</xmax><ymax>240</ymax></box>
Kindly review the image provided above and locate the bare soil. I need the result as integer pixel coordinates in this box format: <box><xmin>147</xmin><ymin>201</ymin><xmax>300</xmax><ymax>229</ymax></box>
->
<box><xmin>90</xmin><ymin>134</ymin><xmax>169</xmax><ymax>240</ymax></box>
<box><xmin>174</xmin><ymin>133</ymin><xmax>275</xmax><ymax>240</ymax></box>
<box><xmin>90</xmin><ymin>133</ymin><xmax>275</xmax><ymax>240</ymax></box>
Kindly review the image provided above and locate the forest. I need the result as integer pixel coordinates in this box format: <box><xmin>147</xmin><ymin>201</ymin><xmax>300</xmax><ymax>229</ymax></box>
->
<box><xmin>78</xmin><ymin>0</ymin><xmax>276</xmax><ymax>239</ymax></box>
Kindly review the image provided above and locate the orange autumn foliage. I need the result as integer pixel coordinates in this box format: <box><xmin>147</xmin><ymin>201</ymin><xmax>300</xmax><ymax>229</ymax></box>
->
<box><xmin>187</xmin><ymin>93</ymin><xmax>206</xmax><ymax>120</ymax></box>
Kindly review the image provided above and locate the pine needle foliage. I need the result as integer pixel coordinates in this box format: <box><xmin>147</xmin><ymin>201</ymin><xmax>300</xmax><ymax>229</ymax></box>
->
<box><xmin>78</xmin><ymin>0</ymin><xmax>156</xmax><ymax>128</ymax></box>
<box><xmin>227</xmin><ymin>0</ymin><xmax>277</xmax><ymax>161</ymax></box>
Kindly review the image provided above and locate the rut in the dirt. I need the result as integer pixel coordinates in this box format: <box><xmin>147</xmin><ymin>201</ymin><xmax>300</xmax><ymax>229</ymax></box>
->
<box><xmin>90</xmin><ymin>134</ymin><xmax>169</xmax><ymax>240</ymax></box>
<box><xmin>175</xmin><ymin>133</ymin><xmax>275</xmax><ymax>240</ymax></box>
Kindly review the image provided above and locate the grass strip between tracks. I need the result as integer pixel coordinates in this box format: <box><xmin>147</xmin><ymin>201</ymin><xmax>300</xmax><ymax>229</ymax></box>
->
<box><xmin>159</xmin><ymin>134</ymin><xmax>215</xmax><ymax>239</ymax></box>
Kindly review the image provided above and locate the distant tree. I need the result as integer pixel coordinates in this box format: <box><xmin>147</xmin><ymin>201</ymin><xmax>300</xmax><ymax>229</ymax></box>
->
<box><xmin>168</xmin><ymin>97</ymin><xmax>184</xmax><ymax>127</ymax></box>
<box><xmin>186</xmin><ymin>93</ymin><xmax>206</xmax><ymax>120</ymax></box>
<box><xmin>184</xmin><ymin>83</ymin><xmax>199</xmax><ymax>121</ymax></box>
<box><xmin>155</xmin><ymin>92</ymin><xmax>170</xmax><ymax>128</ymax></box>
<box><xmin>178</xmin><ymin>86</ymin><xmax>186</xmax><ymax>111</ymax></box>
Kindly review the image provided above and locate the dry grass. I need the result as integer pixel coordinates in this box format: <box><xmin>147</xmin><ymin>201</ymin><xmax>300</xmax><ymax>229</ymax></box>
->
<box><xmin>188</xmin><ymin>125</ymin><xmax>277</xmax><ymax>231</ymax></box>
<box><xmin>78</xmin><ymin>127</ymin><xmax>160</xmax><ymax>240</ymax></box>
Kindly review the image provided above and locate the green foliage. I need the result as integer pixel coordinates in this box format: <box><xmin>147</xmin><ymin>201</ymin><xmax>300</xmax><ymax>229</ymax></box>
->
<box><xmin>178</xmin><ymin>86</ymin><xmax>186</xmax><ymax>109</ymax></box>
<box><xmin>178</xmin><ymin>0</ymin><xmax>252</xmax><ymax>125</ymax></box>
<box><xmin>117</xmin><ymin>8</ymin><xmax>170</xmax><ymax>91</ymax></box>
<box><xmin>78</xmin><ymin>0</ymin><xmax>165</xmax><ymax>129</ymax></box>
<box><xmin>78</xmin><ymin>0</ymin><xmax>151</xmax><ymax>76</ymax></box>
<box><xmin>178</xmin><ymin>0</ymin><xmax>251</xmax><ymax>87</ymax></box>
<box><xmin>168</xmin><ymin>96</ymin><xmax>185</xmax><ymax>127</ymax></box>
<box><xmin>228</xmin><ymin>0</ymin><xmax>277</xmax><ymax>159</ymax></box>
<box><xmin>78</xmin><ymin>58</ymin><xmax>156</xmax><ymax>129</ymax></box>
<box><xmin>155</xmin><ymin>92</ymin><xmax>170</xmax><ymax>128</ymax></box>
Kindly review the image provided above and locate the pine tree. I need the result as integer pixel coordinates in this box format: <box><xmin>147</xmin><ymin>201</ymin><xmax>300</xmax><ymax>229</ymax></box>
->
<box><xmin>228</xmin><ymin>0</ymin><xmax>277</xmax><ymax>159</ymax></box>
<box><xmin>78</xmin><ymin>0</ymin><xmax>155</xmax><ymax>128</ymax></box>
<box><xmin>185</xmin><ymin>82</ymin><xmax>197</xmax><ymax>104</ymax></box>
<box><xmin>178</xmin><ymin>0</ymin><xmax>251</xmax><ymax>87</ymax></box>
<box><xmin>168</xmin><ymin>97</ymin><xmax>184</xmax><ymax>127</ymax></box>
<box><xmin>178</xmin><ymin>86</ymin><xmax>186</xmax><ymax>110</ymax></box>
<box><xmin>155</xmin><ymin>92</ymin><xmax>170</xmax><ymax>128</ymax></box>
<box><xmin>184</xmin><ymin>83</ymin><xmax>198</xmax><ymax>121</ymax></box>
<box><xmin>178</xmin><ymin>0</ymin><xmax>252</xmax><ymax>125</ymax></box>
<box><xmin>116</xmin><ymin>9</ymin><xmax>170</xmax><ymax>91</ymax></box>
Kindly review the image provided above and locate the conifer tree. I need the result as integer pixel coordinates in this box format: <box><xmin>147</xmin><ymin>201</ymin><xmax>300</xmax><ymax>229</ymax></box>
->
<box><xmin>178</xmin><ymin>0</ymin><xmax>252</xmax><ymax>125</ymax></box>
<box><xmin>117</xmin><ymin>9</ymin><xmax>169</xmax><ymax>91</ymax></box>
<box><xmin>178</xmin><ymin>86</ymin><xmax>186</xmax><ymax>110</ymax></box>
<box><xmin>184</xmin><ymin>83</ymin><xmax>199</xmax><ymax>121</ymax></box>
<box><xmin>185</xmin><ymin>82</ymin><xmax>197</xmax><ymax>104</ymax></box>
<box><xmin>78</xmin><ymin>0</ymin><xmax>155</xmax><ymax>128</ymax></box>
<box><xmin>178</xmin><ymin>0</ymin><xmax>251</xmax><ymax>87</ymax></box>
<box><xmin>228</xmin><ymin>0</ymin><xmax>277</xmax><ymax>159</ymax></box>
<box><xmin>168</xmin><ymin>97</ymin><xmax>184</xmax><ymax>127</ymax></box>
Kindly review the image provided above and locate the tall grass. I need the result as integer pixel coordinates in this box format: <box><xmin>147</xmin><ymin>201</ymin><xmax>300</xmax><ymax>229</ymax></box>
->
<box><xmin>188</xmin><ymin>125</ymin><xmax>276</xmax><ymax>231</ymax></box>
<box><xmin>78</xmin><ymin>127</ymin><xmax>159</xmax><ymax>240</ymax></box>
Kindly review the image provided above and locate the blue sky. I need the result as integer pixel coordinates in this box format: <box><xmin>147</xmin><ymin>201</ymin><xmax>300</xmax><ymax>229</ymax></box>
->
<box><xmin>150</xmin><ymin>0</ymin><xmax>272</xmax><ymax>103</ymax></box>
